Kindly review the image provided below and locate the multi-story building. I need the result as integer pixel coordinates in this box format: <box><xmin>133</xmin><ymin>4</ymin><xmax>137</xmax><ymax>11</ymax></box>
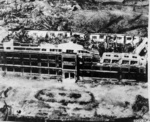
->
<box><xmin>0</xmin><ymin>38</ymin><xmax>147</xmax><ymax>82</ymax></box>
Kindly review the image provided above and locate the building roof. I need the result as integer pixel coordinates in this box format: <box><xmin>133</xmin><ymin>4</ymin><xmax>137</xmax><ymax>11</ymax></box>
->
<box><xmin>58</xmin><ymin>42</ymin><xmax>83</xmax><ymax>52</ymax></box>
<box><xmin>40</xmin><ymin>43</ymin><xmax>57</xmax><ymax>48</ymax></box>
<box><xmin>0</xmin><ymin>27</ymin><xmax>9</xmax><ymax>43</ymax></box>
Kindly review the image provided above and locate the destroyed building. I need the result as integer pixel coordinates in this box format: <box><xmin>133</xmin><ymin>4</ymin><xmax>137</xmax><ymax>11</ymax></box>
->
<box><xmin>0</xmin><ymin>31</ymin><xmax>147</xmax><ymax>82</ymax></box>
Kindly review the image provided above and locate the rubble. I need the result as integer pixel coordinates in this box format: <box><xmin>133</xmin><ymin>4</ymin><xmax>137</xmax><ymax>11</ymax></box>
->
<box><xmin>132</xmin><ymin>95</ymin><xmax>149</xmax><ymax>118</ymax></box>
<box><xmin>0</xmin><ymin>75</ymin><xmax>148</xmax><ymax>121</ymax></box>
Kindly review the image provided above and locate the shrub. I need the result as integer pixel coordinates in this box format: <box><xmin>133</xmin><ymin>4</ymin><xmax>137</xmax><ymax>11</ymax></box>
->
<box><xmin>69</xmin><ymin>93</ymin><xmax>81</xmax><ymax>99</ymax></box>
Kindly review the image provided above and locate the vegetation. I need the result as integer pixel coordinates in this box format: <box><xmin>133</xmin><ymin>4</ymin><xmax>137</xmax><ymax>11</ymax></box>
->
<box><xmin>132</xmin><ymin>95</ymin><xmax>149</xmax><ymax>117</ymax></box>
<box><xmin>0</xmin><ymin>0</ymin><xmax>148</xmax><ymax>36</ymax></box>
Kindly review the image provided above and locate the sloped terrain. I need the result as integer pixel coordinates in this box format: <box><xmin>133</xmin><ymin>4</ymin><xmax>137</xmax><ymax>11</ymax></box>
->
<box><xmin>0</xmin><ymin>0</ymin><xmax>148</xmax><ymax>36</ymax></box>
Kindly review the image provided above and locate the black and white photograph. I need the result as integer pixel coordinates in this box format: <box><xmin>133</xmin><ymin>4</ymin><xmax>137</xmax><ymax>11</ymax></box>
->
<box><xmin>0</xmin><ymin>0</ymin><xmax>149</xmax><ymax>121</ymax></box>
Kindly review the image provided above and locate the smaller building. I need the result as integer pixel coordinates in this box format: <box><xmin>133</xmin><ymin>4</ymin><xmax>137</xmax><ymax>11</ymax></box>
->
<box><xmin>90</xmin><ymin>33</ymin><xmax>107</xmax><ymax>42</ymax></box>
<box><xmin>72</xmin><ymin>32</ymin><xmax>85</xmax><ymax>39</ymax></box>
<box><xmin>27</xmin><ymin>30</ymin><xmax>71</xmax><ymax>39</ymax></box>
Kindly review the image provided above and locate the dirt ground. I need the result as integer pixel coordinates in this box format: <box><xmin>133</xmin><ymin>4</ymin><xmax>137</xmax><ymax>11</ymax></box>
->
<box><xmin>0</xmin><ymin>74</ymin><xmax>149</xmax><ymax>120</ymax></box>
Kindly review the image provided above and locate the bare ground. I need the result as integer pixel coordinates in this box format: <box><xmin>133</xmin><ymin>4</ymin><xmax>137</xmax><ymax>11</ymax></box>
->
<box><xmin>0</xmin><ymin>74</ymin><xmax>149</xmax><ymax>120</ymax></box>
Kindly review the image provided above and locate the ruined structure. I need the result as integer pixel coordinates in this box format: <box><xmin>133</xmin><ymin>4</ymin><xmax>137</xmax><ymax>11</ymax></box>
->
<box><xmin>0</xmin><ymin>31</ymin><xmax>147</xmax><ymax>82</ymax></box>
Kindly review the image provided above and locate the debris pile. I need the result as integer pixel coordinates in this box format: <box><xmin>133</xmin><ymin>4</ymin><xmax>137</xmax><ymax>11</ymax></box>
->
<box><xmin>132</xmin><ymin>95</ymin><xmax>149</xmax><ymax>117</ymax></box>
<box><xmin>0</xmin><ymin>74</ymin><xmax>148</xmax><ymax>121</ymax></box>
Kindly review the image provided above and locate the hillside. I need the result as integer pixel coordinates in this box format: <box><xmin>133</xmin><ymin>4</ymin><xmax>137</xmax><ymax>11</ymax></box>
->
<box><xmin>0</xmin><ymin>0</ymin><xmax>148</xmax><ymax>36</ymax></box>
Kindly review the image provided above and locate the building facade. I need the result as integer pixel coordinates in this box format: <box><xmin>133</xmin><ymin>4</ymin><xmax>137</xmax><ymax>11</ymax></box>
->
<box><xmin>0</xmin><ymin>41</ymin><xmax>147</xmax><ymax>82</ymax></box>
